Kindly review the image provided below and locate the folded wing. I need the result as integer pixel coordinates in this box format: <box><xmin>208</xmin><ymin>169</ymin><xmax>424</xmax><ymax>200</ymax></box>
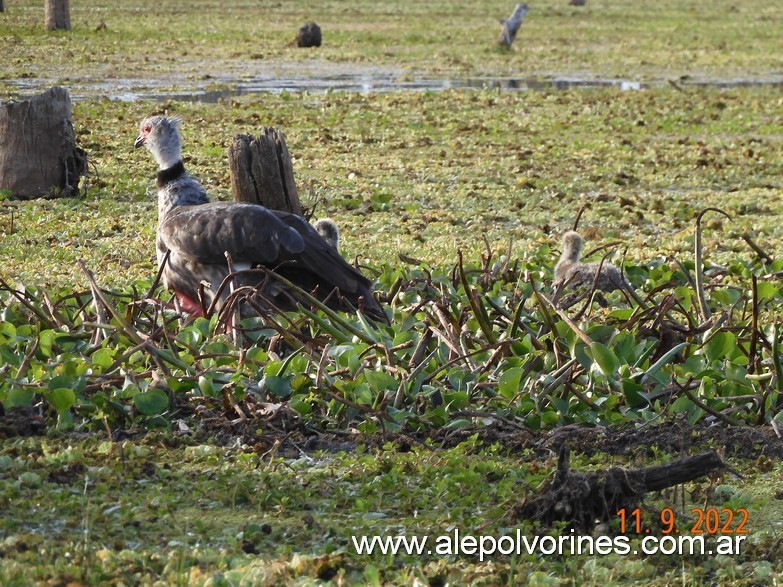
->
<box><xmin>159</xmin><ymin>202</ymin><xmax>386</xmax><ymax>321</ymax></box>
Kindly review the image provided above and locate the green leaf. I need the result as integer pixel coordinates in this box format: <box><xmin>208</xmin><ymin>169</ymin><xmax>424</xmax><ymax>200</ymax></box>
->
<box><xmin>289</xmin><ymin>396</ymin><xmax>312</xmax><ymax>416</ymax></box>
<box><xmin>621</xmin><ymin>379</ymin><xmax>646</xmax><ymax>408</ymax></box>
<box><xmin>351</xmin><ymin>383</ymin><xmax>374</xmax><ymax>405</ymax></box>
<box><xmin>39</xmin><ymin>330</ymin><xmax>57</xmax><ymax>358</ymax></box>
<box><xmin>91</xmin><ymin>347</ymin><xmax>115</xmax><ymax>370</ymax></box>
<box><xmin>365</xmin><ymin>370</ymin><xmax>399</xmax><ymax>392</ymax></box>
<box><xmin>198</xmin><ymin>375</ymin><xmax>216</xmax><ymax>396</ymax></box>
<box><xmin>612</xmin><ymin>331</ymin><xmax>637</xmax><ymax>363</ymax></box>
<box><xmin>444</xmin><ymin>418</ymin><xmax>472</xmax><ymax>430</ymax></box>
<box><xmin>756</xmin><ymin>281</ymin><xmax>779</xmax><ymax>301</ymax></box>
<box><xmin>18</xmin><ymin>472</ymin><xmax>42</xmax><ymax>487</ymax></box>
<box><xmin>57</xmin><ymin>410</ymin><xmax>74</xmax><ymax>431</ymax></box>
<box><xmin>589</xmin><ymin>342</ymin><xmax>619</xmax><ymax>376</ymax></box>
<box><xmin>5</xmin><ymin>387</ymin><xmax>34</xmax><ymax>409</ymax></box>
<box><xmin>442</xmin><ymin>391</ymin><xmax>469</xmax><ymax>410</ymax></box>
<box><xmin>704</xmin><ymin>331</ymin><xmax>736</xmax><ymax>362</ymax></box>
<box><xmin>447</xmin><ymin>368</ymin><xmax>474</xmax><ymax>392</ymax></box>
<box><xmin>641</xmin><ymin>342</ymin><xmax>690</xmax><ymax>384</ymax></box>
<box><xmin>671</xmin><ymin>396</ymin><xmax>692</xmax><ymax>414</ymax></box>
<box><xmin>47</xmin><ymin>388</ymin><xmax>76</xmax><ymax>414</ymax></box>
<box><xmin>571</xmin><ymin>340</ymin><xmax>592</xmax><ymax>371</ymax></box>
<box><xmin>0</xmin><ymin>321</ymin><xmax>17</xmax><ymax>339</ymax></box>
<box><xmin>264</xmin><ymin>376</ymin><xmax>292</xmax><ymax>399</ymax></box>
<box><xmin>134</xmin><ymin>389</ymin><xmax>170</xmax><ymax>416</ymax></box>
<box><xmin>498</xmin><ymin>367</ymin><xmax>523</xmax><ymax>399</ymax></box>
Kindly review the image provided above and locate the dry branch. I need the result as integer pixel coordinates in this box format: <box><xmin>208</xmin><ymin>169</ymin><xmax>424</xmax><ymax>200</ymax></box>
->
<box><xmin>515</xmin><ymin>446</ymin><xmax>726</xmax><ymax>531</ymax></box>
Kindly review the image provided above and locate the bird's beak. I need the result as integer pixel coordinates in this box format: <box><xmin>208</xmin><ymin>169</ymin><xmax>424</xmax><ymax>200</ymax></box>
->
<box><xmin>133</xmin><ymin>135</ymin><xmax>145</xmax><ymax>149</ymax></box>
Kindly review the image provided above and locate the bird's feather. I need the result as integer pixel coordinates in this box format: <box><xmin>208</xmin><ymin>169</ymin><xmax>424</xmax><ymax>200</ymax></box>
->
<box><xmin>159</xmin><ymin>202</ymin><xmax>305</xmax><ymax>264</ymax></box>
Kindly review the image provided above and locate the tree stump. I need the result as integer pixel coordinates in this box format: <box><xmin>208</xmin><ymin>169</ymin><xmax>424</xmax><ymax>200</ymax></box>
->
<box><xmin>228</xmin><ymin>128</ymin><xmax>303</xmax><ymax>216</ymax></box>
<box><xmin>498</xmin><ymin>2</ymin><xmax>529</xmax><ymax>48</ymax></box>
<box><xmin>296</xmin><ymin>22</ymin><xmax>322</xmax><ymax>48</ymax></box>
<box><xmin>45</xmin><ymin>0</ymin><xmax>71</xmax><ymax>31</ymax></box>
<box><xmin>0</xmin><ymin>86</ymin><xmax>86</xmax><ymax>199</ymax></box>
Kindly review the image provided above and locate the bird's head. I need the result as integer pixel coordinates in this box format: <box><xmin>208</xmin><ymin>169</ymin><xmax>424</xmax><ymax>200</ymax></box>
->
<box><xmin>135</xmin><ymin>115</ymin><xmax>182</xmax><ymax>169</ymax></box>
<box><xmin>561</xmin><ymin>230</ymin><xmax>584</xmax><ymax>261</ymax></box>
<box><xmin>314</xmin><ymin>218</ymin><xmax>340</xmax><ymax>252</ymax></box>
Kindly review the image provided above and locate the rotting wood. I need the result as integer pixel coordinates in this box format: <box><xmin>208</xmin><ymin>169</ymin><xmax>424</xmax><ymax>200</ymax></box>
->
<box><xmin>0</xmin><ymin>86</ymin><xmax>86</xmax><ymax>199</ymax></box>
<box><xmin>228</xmin><ymin>128</ymin><xmax>303</xmax><ymax>215</ymax></box>
<box><xmin>515</xmin><ymin>446</ymin><xmax>727</xmax><ymax>532</ymax></box>
<box><xmin>498</xmin><ymin>2</ymin><xmax>529</xmax><ymax>48</ymax></box>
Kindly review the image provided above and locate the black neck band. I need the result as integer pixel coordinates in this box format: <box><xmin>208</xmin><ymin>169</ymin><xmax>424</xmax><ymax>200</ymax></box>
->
<box><xmin>156</xmin><ymin>160</ymin><xmax>186</xmax><ymax>187</ymax></box>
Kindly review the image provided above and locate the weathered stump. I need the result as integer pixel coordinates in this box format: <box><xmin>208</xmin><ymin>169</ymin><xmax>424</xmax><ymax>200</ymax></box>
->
<box><xmin>515</xmin><ymin>446</ymin><xmax>727</xmax><ymax>531</ymax></box>
<box><xmin>498</xmin><ymin>2</ymin><xmax>529</xmax><ymax>48</ymax></box>
<box><xmin>296</xmin><ymin>22</ymin><xmax>322</xmax><ymax>48</ymax></box>
<box><xmin>45</xmin><ymin>0</ymin><xmax>71</xmax><ymax>31</ymax></box>
<box><xmin>0</xmin><ymin>86</ymin><xmax>86</xmax><ymax>199</ymax></box>
<box><xmin>228</xmin><ymin>128</ymin><xmax>303</xmax><ymax>215</ymax></box>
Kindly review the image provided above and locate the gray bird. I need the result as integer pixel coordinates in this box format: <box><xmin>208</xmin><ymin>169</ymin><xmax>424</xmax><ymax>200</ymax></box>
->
<box><xmin>134</xmin><ymin>115</ymin><xmax>386</xmax><ymax>322</ymax></box>
<box><xmin>554</xmin><ymin>230</ymin><xmax>630</xmax><ymax>294</ymax></box>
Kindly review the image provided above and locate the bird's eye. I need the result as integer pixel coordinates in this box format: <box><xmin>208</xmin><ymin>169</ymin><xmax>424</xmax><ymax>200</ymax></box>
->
<box><xmin>143</xmin><ymin>124</ymin><xmax>152</xmax><ymax>133</ymax></box>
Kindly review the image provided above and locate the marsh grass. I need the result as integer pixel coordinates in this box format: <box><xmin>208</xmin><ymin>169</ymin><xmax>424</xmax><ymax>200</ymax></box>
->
<box><xmin>2</xmin><ymin>0</ymin><xmax>782</xmax><ymax>85</ymax></box>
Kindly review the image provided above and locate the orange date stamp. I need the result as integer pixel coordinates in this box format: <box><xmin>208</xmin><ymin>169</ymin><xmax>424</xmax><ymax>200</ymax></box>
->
<box><xmin>618</xmin><ymin>507</ymin><xmax>749</xmax><ymax>535</ymax></box>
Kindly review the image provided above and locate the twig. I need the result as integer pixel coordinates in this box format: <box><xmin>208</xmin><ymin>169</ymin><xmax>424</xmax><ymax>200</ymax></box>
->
<box><xmin>694</xmin><ymin>207</ymin><xmax>731</xmax><ymax>321</ymax></box>
<box><xmin>451</xmin><ymin>410</ymin><xmax>527</xmax><ymax>431</ymax></box>
<box><xmin>224</xmin><ymin>251</ymin><xmax>242</xmax><ymax>347</ymax></box>
<box><xmin>572</xmin><ymin>207</ymin><xmax>585</xmax><ymax>231</ymax></box>
<box><xmin>538</xmin><ymin>290</ymin><xmax>594</xmax><ymax>347</ymax></box>
<box><xmin>457</xmin><ymin>251</ymin><xmax>498</xmax><ymax>345</ymax></box>
<box><xmin>76</xmin><ymin>259</ymin><xmax>190</xmax><ymax>373</ymax></box>
<box><xmin>0</xmin><ymin>276</ymin><xmax>57</xmax><ymax>329</ymax></box>
<box><xmin>676</xmin><ymin>377</ymin><xmax>743</xmax><ymax>426</ymax></box>
<box><xmin>742</xmin><ymin>232</ymin><xmax>774</xmax><ymax>264</ymax></box>
<box><xmin>15</xmin><ymin>337</ymin><xmax>40</xmax><ymax>380</ymax></box>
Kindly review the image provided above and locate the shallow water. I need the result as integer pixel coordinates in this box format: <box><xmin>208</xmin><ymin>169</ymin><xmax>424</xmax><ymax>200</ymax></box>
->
<box><xmin>4</xmin><ymin>70</ymin><xmax>783</xmax><ymax>102</ymax></box>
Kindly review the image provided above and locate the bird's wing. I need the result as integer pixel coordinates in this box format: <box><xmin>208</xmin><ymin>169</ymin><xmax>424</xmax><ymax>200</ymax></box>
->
<box><xmin>159</xmin><ymin>202</ymin><xmax>306</xmax><ymax>264</ymax></box>
<box><xmin>159</xmin><ymin>202</ymin><xmax>386</xmax><ymax>321</ymax></box>
<box><xmin>271</xmin><ymin>211</ymin><xmax>369</xmax><ymax>292</ymax></box>
<box><xmin>271</xmin><ymin>212</ymin><xmax>388</xmax><ymax>321</ymax></box>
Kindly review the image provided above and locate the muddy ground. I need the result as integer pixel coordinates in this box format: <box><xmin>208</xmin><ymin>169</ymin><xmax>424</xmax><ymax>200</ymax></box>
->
<box><xmin>4</xmin><ymin>402</ymin><xmax>781</xmax><ymax>462</ymax></box>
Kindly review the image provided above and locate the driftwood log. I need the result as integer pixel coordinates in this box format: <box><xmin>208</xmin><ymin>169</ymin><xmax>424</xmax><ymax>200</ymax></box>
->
<box><xmin>515</xmin><ymin>446</ymin><xmax>727</xmax><ymax>532</ymax></box>
<box><xmin>498</xmin><ymin>2</ymin><xmax>529</xmax><ymax>48</ymax></box>
<box><xmin>0</xmin><ymin>86</ymin><xmax>86</xmax><ymax>199</ymax></box>
<box><xmin>296</xmin><ymin>22</ymin><xmax>322</xmax><ymax>48</ymax></box>
<box><xmin>228</xmin><ymin>128</ymin><xmax>303</xmax><ymax>215</ymax></box>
